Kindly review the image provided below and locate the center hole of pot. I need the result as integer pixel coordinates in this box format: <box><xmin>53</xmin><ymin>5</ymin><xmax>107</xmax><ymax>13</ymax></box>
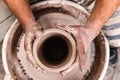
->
<box><xmin>38</xmin><ymin>36</ymin><xmax>69</xmax><ymax>66</ymax></box>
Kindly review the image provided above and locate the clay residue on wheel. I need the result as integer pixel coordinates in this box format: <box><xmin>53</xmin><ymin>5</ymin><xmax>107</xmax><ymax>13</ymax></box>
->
<box><xmin>85</xmin><ymin>33</ymin><xmax>106</xmax><ymax>80</ymax></box>
<box><xmin>32</xmin><ymin>3</ymin><xmax>88</xmax><ymax>26</ymax></box>
<box><xmin>3</xmin><ymin>1</ymin><xmax>107</xmax><ymax>80</ymax></box>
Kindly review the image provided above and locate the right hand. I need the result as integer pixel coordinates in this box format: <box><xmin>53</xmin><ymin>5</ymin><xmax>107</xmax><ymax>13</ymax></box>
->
<box><xmin>55</xmin><ymin>24</ymin><xmax>99</xmax><ymax>72</ymax></box>
<box><xmin>74</xmin><ymin>26</ymin><xmax>98</xmax><ymax>72</ymax></box>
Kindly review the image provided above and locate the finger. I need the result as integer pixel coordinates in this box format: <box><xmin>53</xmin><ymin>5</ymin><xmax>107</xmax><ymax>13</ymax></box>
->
<box><xmin>78</xmin><ymin>47</ymin><xmax>85</xmax><ymax>72</ymax></box>
<box><xmin>27</xmin><ymin>24</ymin><xmax>43</xmax><ymax>38</ymax></box>
<box><xmin>76</xmin><ymin>36</ymin><xmax>86</xmax><ymax>72</ymax></box>
<box><xmin>25</xmin><ymin>32</ymin><xmax>37</xmax><ymax>67</ymax></box>
<box><xmin>24</xmin><ymin>32</ymin><xmax>34</xmax><ymax>50</ymax></box>
<box><xmin>34</xmin><ymin>30</ymin><xmax>43</xmax><ymax>38</ymax></box>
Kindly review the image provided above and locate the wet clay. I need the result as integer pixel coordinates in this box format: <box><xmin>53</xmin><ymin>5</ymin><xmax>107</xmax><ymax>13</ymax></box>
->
<box><xmin>2</xmin><ymin>1</ymin><xmax>109</xmax><ymax>80</ymax></box>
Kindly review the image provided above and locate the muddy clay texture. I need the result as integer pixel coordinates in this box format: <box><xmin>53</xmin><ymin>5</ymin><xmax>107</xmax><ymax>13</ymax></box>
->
<box><xmin>2</xmin><ymin>1</ymin><xmax>108</xmax><ymax>80</ymax></box>
<box><xmin>0</xmin><ymin>42</ymin><xmax>5</xmax><ymax>80</ymax></box>
<box><xmin>15</xmin><ymin>12</ymin><xmax>93</xmax><ymax>80</ymax></box>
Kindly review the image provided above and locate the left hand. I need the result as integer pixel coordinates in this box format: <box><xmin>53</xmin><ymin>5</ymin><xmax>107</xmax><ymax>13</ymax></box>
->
<box><xmin>24</xmin><ymin>23</ymin><xmax>43</xmax><ymax>68</ymax></box>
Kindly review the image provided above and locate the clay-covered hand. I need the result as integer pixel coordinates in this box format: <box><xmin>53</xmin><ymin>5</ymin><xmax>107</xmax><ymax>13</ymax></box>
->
<box><xmin>24</xmin><ymin>23</ymin><xmax>43</xmax><ymax>68</ymax></box>
<box><xmin>55</xmin><ymin>24</ymin><xmax>99</xmax><ymax>72</ymax></box>
<box><xmin>74</xmin><ymin>26</ymin><xmax>98</xmax><ymax>72</ymax></box>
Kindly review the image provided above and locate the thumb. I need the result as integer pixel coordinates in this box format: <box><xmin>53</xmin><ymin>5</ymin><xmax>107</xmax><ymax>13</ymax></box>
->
<box><xmin>24</xmin><ymin>32</ymin><xmax>34</xmax><ymax>50</ymax></box>
<box><xmin>76</xmin><ymin>33</ymin><xmax>86</xmax><ymax>72</ymax></box>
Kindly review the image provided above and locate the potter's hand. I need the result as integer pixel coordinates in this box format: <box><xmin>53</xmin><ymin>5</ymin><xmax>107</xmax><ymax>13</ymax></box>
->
<box><xmin>56</xmin><ymin>24</ymin><xmax>98</xmax><ymax>72</ymax></box>
<box><xmin>24</xmin><ymin>23</ymin><xmax>43</xmax><ymax>68</ymax></box>
<box><xmin>73</xmin><ymin>26</ymin><xmax>98</xmax><ymax>72</ymax></box>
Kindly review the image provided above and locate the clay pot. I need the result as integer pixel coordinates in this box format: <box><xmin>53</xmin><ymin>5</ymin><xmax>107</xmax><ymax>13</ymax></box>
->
<box><xmin>2</xmin><ymin>1</ymin><xmax>109</xmax><ymax>80</ymax></box>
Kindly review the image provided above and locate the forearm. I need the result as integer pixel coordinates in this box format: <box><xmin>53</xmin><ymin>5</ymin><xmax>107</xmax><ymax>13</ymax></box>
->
<box><xmin>87</xmin><ymin>0</ymin><xmax>120</xmax><ymax>35</ymax></box>
<box><xmin>4</xmin><ymin>0</ymin><xmax>36</xmax><ymax>30</ymax></box>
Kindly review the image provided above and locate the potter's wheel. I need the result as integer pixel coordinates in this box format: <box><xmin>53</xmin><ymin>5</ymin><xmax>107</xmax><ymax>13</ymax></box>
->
<box><xmin>16</xmin><ymin>12</ymin><xmax>95</xmax><ymax>80</ymax></box>
<box><xmin>2</xmin><ymin>1</ymin><xmax>109</xmax><ymax>80</ymax></box>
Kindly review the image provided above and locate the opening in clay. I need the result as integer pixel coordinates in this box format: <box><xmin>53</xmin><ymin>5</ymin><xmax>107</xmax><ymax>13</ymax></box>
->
<box><xmin>38</xmin><ymin>36</ymin><xmax>70</xmax><ymax>66</ymax></box>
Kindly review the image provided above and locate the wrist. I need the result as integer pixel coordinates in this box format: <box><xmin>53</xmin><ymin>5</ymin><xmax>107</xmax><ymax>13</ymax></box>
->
<box><xmin>85</xmin><ymin>20</ymin><xmax>103</xmax><ymax>36</ymax></box>
<box><xmin>24</xmin><ymin>21</ymin><xmax>38</xmax><ymax>32</ymax></box>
